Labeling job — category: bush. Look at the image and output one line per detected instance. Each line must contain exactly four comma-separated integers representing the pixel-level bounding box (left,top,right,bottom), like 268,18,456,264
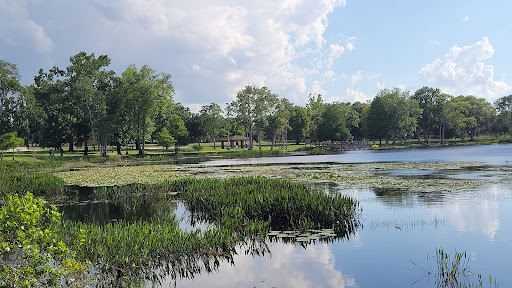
192,144,203,152
370,144,379,150
0,193,86,287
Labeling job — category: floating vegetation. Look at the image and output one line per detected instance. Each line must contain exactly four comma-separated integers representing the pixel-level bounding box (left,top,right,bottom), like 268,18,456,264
56,161,511,193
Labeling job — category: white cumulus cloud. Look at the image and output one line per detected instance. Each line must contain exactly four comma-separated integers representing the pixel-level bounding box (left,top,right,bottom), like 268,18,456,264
419,37,511,101
90,0,347,106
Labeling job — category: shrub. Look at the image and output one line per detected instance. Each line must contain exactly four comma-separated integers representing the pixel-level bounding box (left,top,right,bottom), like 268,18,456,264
0,193,86,287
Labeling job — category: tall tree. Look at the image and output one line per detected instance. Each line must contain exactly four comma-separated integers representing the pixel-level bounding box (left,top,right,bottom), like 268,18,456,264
266,98,293,149
66,52,112,153
495,95,512,136
0,60,22,120
33,67,73,153
443,96,474,142
168,114,189,154
121,65,174,156
228,85,278,150
349,102,367,140
288,106,310,145
306,93,325,141
366,95,392,144
316,103,353,141
199,103,223,148
412,87,443,143
462,95,495,140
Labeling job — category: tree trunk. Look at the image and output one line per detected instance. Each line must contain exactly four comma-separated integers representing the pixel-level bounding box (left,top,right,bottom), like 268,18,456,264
295,136,299,145
68,140,74,152
213,137,216,149
84,136,89,156
258,134,262,150
136,138,141,152
117,144,122,155
271,133,277,150
248,124,253,150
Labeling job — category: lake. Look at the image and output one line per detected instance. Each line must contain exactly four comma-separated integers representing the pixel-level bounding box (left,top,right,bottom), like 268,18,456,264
167,144,512,287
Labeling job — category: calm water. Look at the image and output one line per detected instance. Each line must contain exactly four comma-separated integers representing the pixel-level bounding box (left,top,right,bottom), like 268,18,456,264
204,143,512,165
61,144,512,287
169,144,512,287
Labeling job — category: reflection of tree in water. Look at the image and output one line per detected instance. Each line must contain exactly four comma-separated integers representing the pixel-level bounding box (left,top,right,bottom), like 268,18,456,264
58,185,179,224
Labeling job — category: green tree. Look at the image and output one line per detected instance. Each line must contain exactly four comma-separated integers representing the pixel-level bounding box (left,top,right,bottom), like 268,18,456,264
306,93,325,141
168,115,189,154
121,65,174,156
366,95,392,144
380,88,421,144
288,106,310,145
228,85,278,150
349,102,367,140
444,96,473,142
316,103,352,141
266,98,293,149
199,103,223,149
0,60,22,121
156,127,175,151
33,67,73,154
66,52,113,154
0,132,24,161
495,95,512,136
412,87,445,143
462,95,495,140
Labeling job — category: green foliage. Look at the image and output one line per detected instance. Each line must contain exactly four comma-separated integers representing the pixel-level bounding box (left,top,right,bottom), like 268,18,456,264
168,115,189,148
228,85,279,150
156,127,175,150
192,144,203,152
370,144,379,150
173,177,359,234
0,173,66,196
0,193,86,287
316,103,353,141
0,132,24,161
288,106,310,144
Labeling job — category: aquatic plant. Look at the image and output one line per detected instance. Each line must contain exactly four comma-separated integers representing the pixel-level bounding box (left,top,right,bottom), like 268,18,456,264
174,177,360,234
0,173,66,196
411,248,498,288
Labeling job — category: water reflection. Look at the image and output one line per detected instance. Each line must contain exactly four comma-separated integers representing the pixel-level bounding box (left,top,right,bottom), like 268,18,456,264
169,241,357,288
57,186,179,224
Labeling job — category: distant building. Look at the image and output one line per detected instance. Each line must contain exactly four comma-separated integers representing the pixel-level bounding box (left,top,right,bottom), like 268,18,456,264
218,135,250,149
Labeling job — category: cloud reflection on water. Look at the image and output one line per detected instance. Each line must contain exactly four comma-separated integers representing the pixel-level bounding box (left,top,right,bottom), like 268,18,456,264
167,241,356,288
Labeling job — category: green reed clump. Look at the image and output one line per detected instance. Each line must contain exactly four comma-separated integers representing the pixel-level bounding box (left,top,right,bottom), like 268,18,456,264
93,177,360,235
435,248,497,288
63,218,239,286
169,177,360,235
0,173,66,196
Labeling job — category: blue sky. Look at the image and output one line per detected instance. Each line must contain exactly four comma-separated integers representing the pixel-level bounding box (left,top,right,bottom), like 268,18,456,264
1,0,511,111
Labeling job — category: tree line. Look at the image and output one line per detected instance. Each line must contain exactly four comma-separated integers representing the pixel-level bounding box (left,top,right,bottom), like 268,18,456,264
2,52,512,156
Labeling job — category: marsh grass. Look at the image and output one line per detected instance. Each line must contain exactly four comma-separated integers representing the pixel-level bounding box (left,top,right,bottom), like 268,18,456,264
58,177,359,285
94,177,360,235
0,172,66,196
411,248,498,288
